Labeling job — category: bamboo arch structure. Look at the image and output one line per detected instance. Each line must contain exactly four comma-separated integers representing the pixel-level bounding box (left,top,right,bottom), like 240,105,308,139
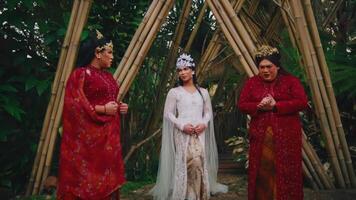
26,0,356,195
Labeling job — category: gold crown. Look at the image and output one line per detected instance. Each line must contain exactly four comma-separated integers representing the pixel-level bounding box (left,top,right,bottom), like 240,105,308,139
95,30,113,51
96,41,113,51
255,45,279,58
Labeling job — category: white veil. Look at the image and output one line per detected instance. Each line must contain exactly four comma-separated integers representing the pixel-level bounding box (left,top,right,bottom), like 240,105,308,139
150,88,228,200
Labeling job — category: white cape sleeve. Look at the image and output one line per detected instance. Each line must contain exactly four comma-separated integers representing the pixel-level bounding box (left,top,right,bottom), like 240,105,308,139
203,88,229,194
150,89,178,200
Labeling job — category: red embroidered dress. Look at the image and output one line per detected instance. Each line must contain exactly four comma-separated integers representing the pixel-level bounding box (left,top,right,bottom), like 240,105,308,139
57,66,125,200
238,74,308,200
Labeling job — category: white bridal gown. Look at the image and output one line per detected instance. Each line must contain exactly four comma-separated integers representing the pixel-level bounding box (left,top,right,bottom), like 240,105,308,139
151,86,228,200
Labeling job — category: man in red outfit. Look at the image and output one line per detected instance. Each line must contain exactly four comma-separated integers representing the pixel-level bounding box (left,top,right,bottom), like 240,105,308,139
238,45,308,200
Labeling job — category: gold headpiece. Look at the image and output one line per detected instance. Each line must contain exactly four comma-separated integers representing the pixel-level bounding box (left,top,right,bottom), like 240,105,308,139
255,45,279,58
95,30,114,51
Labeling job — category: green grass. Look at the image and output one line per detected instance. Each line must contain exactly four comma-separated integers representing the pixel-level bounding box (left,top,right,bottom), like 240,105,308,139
120,180,154,195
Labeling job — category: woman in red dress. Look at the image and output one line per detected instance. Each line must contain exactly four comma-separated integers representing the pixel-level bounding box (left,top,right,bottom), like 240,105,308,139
57,31,128,200
238,45,308,200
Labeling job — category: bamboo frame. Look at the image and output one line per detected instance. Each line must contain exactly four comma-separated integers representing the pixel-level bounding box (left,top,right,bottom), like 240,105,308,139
303,161,319,190
302,0,356,187
27,0,93,194
114,0,160,80
40,0,93,191
207,0,254,77
116,0,165,84
289,0,346,188
296,0,351,188
184,2,208,52
118,0,175,101
321,0,344,29
220,0,256,58
26,0,81,195
27,0,354,193
39,0,93,193
303,148,323,189
303,132,335,189
215,0,256,70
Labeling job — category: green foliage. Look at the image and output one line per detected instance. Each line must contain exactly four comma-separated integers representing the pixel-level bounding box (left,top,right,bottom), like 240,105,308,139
0,0,151,195
0,0,66,193
224,128,249,168
120,180,154,195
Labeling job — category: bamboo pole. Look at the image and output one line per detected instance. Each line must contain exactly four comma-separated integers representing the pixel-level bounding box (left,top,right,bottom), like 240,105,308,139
303,161,320,190
196,32,221,78
248,0,260,14
197,0,245,77
321,0,344,29
197,0,247,77
280,1,297,48
303,132,335,189
303,148,324,189
234,0,245,12
117,0,165,84
25,0,81,195
239,13,259,45
32,0,88,193
31,0,93,194
184,2,208,52
289,0,346,188
114,0,159,80
303,0,356,187
295,0,350,187
214,0,257,72
206,0,254,77
198,0,246,79
118,0,174,100
265,10,282,40
220,0,256,59
39,0,93,192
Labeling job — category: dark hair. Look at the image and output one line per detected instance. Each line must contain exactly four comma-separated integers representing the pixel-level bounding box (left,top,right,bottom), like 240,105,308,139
76,32,112,67
177,67,205,106
255,52,288,75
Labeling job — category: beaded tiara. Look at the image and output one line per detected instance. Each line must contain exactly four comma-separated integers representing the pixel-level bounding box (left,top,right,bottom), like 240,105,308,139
176,53,195,69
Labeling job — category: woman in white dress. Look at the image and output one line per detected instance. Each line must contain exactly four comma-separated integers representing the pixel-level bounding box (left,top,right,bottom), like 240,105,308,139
151,53,228,200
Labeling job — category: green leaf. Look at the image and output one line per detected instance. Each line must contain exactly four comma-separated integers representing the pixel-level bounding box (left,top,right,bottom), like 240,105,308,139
36,79,50,96
0,85,18,93
25,77,38,91
2,100,25,121
80,30,89,41
56,28,67,37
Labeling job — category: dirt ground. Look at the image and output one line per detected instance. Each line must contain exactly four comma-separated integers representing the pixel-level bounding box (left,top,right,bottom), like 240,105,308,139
121,173,356,200
121,173,246,200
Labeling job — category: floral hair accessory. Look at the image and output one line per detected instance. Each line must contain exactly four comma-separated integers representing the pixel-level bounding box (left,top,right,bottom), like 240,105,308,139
255,45,279,58
95,29,114,51
176,53,195,69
